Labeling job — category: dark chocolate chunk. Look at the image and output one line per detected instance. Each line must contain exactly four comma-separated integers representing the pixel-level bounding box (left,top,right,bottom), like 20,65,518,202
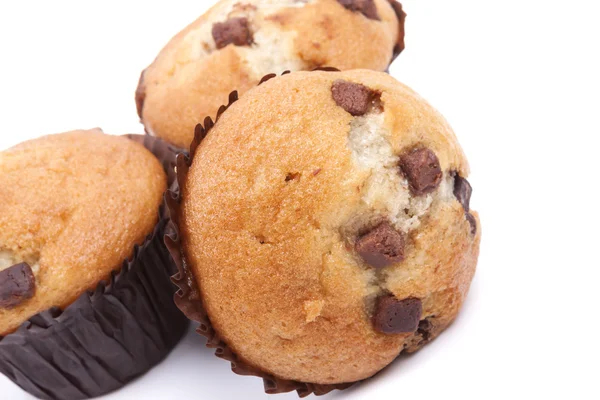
453,174,472,212
373,295,422,334
331,80,379,116
337,0,380,20
417,318,433,342
452,173,476,235
399,147,443,195
212,17,253,49
0,262,36,309
465,212,477,235
355,222,405,268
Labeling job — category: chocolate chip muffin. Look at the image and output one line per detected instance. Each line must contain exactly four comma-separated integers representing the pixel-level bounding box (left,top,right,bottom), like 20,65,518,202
171,69,480,391
0,130,188,399
136,0,406,148
0,130,166,333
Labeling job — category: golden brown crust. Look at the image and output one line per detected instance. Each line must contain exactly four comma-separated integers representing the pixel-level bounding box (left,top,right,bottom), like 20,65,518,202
143,47,256,149
400,210,480,353
139,0,401,148
0,130,166,335
281,0,399,71
180,70,479,384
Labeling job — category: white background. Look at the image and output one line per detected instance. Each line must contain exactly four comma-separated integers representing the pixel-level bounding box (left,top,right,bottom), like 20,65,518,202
1,1,599,399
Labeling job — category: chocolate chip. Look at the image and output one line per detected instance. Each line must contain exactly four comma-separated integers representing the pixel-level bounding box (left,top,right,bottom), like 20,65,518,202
355,222,405,268
373,295,422,334
465,212,477,235
417,318,433,342
212,17,253,49
453,174,472,212
331,80,379,116
0,263,36,309
399,147,443,196
451,173,476,235
337,0,380,20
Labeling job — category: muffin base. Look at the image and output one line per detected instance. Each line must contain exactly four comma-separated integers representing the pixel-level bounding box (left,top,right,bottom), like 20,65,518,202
165,88,353,397
0,135,189,400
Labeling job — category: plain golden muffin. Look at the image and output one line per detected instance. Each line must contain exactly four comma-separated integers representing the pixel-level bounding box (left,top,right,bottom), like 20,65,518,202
137,0,405,148
179,70,480,385
0,130,166,335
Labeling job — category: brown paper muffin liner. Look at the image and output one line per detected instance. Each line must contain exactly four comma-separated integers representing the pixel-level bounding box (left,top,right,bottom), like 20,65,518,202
389,0,407,63
165,84,354,397
0,134,189,400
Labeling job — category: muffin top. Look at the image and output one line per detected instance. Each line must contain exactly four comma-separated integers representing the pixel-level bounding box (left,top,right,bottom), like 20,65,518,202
180,70,480,384
138,0,404,148
0,130,166,335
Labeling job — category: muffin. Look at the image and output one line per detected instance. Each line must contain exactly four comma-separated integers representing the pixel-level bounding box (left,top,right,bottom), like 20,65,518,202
136,0,406,148
168,70,480,396
0,130,188,400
